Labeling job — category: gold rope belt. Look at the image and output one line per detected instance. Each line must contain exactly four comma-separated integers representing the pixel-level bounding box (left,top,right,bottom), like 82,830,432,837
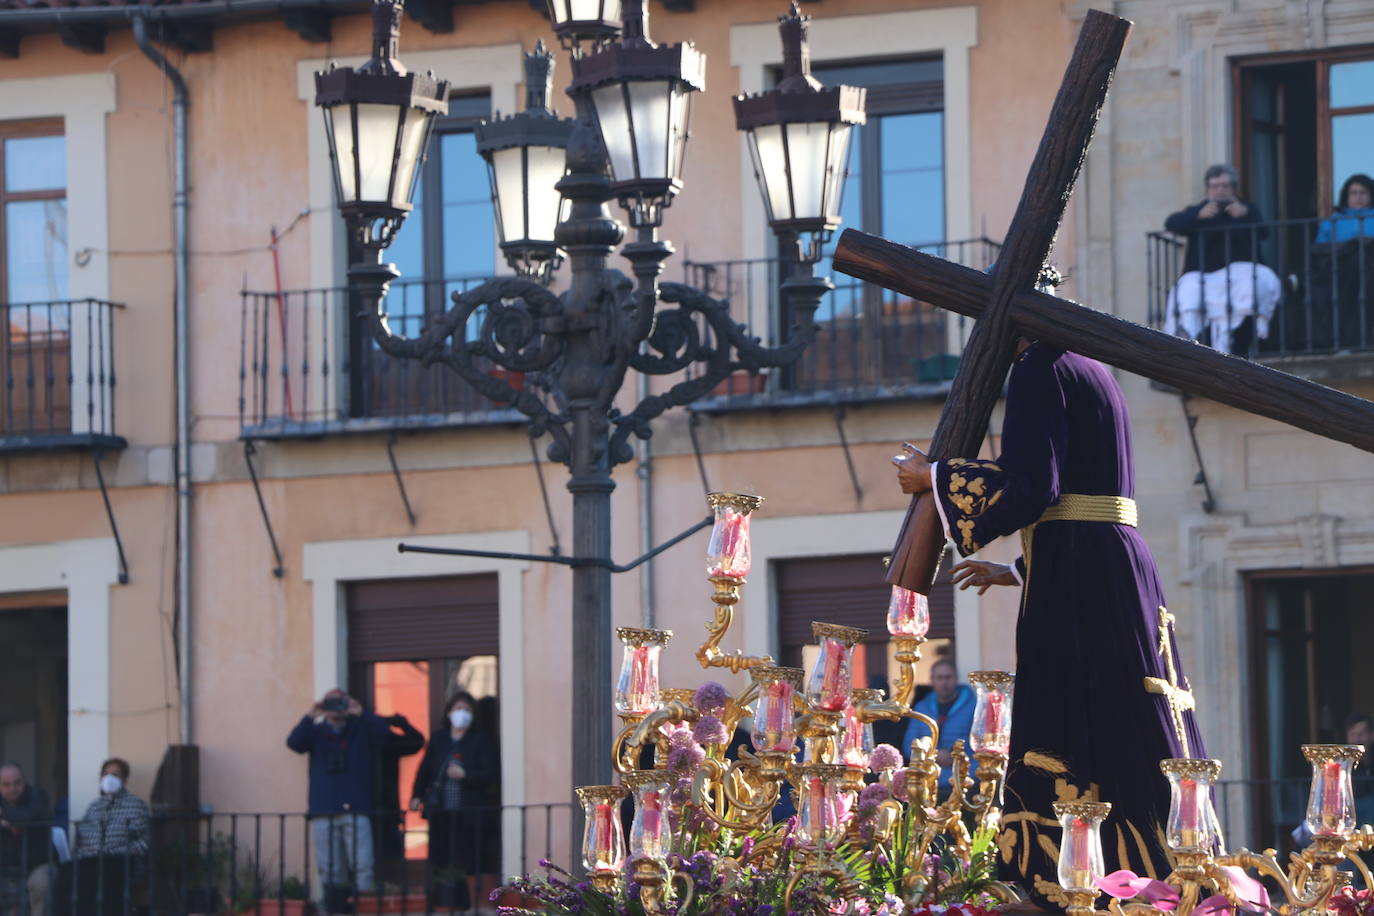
1020,493,1138,585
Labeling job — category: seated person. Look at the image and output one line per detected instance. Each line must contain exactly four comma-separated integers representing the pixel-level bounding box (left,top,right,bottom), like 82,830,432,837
1163,164,1280,356
902,658,976,791
1310,174,1374,350
56,759,149,916
1,763,56,916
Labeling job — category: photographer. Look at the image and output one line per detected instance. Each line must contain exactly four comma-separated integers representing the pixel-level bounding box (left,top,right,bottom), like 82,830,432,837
1162,164,1279,355
286,689,393,913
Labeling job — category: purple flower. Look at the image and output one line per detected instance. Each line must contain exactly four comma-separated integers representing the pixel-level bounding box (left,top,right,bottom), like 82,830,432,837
890,768,910,802
695,681,729,714
870,743,903,771
668,726,696,749
667,741,706,776
693,715,729,745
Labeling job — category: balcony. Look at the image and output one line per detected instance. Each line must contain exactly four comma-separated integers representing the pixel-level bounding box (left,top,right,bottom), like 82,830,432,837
1146,216,1374,380
238,277,529,440
0,299,124,452
681,237,1001,409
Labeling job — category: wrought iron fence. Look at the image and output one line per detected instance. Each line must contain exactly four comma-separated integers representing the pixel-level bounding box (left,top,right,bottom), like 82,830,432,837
0,300,122,448
1146,215,1374,359
681,238,1002,402
0,805,573,916
238,277,531,437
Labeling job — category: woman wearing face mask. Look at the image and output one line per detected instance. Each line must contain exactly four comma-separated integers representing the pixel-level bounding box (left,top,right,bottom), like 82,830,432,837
57,758,150,916
409,692,496,913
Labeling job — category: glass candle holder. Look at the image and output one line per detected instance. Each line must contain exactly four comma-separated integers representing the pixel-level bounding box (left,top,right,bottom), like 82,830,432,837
615,627,672,716
968,671,1014,755
1303,744,1365,838
807,622,868,713
750,666,804,754
705,492,763,579
1053,800,1111,892
1161,758,1221,850
576,785,629,872
887,585,930,638
797,763,850,847
623,770,672,863
840,688,880,769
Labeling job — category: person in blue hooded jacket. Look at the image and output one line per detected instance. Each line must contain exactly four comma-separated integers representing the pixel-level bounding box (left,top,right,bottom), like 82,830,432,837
1311,174,1374,349
902,658,976,790
1316,174,1374,245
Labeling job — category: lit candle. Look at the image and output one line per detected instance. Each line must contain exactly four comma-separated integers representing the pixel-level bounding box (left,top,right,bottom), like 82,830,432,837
818,639,848,711
1179,777,1199,848
708,510,750,578
630,646,656,712
1070,816,1090,882
642,790,662,855
1322,761,1343,825
594,802,614,863
766,681,790,749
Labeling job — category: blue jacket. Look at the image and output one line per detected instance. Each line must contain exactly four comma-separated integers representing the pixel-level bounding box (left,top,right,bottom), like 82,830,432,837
903,684,977,789
287,712,394,814
1316,207,1374,245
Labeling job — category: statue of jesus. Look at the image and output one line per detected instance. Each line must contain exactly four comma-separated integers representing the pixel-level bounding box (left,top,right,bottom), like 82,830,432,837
892,338,1205,908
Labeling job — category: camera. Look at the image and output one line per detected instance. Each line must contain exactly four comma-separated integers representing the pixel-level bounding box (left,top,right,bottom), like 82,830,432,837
322,695,349,713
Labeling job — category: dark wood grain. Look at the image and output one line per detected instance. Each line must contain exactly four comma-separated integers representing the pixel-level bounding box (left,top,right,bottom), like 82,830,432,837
834,231,1374,453
876,9,1133,594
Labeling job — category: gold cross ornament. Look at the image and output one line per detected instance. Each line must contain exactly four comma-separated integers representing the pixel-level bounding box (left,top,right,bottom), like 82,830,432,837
1143,605,1195,757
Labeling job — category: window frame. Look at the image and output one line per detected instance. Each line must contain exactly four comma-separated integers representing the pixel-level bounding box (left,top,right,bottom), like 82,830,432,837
1231,44,1374,214
0,118,66,304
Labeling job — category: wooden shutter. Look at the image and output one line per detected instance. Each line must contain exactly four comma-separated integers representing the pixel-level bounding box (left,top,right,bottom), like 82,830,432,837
346,574,500,662
776,553,955,655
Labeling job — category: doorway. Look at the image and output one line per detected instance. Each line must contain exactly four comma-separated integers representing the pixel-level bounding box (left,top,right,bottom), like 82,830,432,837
0,596,68,811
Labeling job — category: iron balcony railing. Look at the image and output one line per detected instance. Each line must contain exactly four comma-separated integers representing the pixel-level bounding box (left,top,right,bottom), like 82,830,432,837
0,805,573,916
1147,214,1374,359
0,299,124,451
681,238,1002,404
238,276,531,439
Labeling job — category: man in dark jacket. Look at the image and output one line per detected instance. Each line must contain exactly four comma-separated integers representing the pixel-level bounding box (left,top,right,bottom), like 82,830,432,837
1162,164,1280,355
287,689,393,911
1,762,55,916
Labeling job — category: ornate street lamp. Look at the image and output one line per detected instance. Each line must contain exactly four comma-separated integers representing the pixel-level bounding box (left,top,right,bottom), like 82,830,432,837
314,0,449,255
569,0,704,229
733,3,866,264
546,0,621,53
475,42,578,283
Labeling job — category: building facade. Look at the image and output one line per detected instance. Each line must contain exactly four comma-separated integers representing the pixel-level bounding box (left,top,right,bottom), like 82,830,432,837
0,0,1370,879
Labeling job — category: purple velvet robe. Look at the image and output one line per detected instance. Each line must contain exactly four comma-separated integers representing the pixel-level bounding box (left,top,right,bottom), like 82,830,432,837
932,343,1205,907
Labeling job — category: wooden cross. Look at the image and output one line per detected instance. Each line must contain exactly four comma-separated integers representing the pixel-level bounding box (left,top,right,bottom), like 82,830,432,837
833,9,1374,595
1144,606,1196,756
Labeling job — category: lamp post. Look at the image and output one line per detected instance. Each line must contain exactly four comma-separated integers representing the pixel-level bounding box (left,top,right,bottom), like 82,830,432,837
316,0,863,826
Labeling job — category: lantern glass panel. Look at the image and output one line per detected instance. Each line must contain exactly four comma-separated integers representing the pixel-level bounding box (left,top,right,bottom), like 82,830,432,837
571,0,617,21
324,104,359,203
628,80,672,180
354,102,405,203
491,146,527,243
783,121,831,221
745,124,789,222
823,122,854,220
392,105,433,208
591,84,637,181
525,144,568,242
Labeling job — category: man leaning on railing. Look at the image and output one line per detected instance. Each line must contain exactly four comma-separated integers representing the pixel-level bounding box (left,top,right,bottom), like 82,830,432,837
1163,164,1281,356
1,762,56,916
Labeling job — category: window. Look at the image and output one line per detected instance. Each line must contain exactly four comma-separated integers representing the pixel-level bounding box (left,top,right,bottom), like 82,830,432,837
348,95,497,419
0,120,67,305
1236,47,1374,220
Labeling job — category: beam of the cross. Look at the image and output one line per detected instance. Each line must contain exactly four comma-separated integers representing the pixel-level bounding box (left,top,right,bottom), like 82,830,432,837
845,8,1132,594
831,237,1374,452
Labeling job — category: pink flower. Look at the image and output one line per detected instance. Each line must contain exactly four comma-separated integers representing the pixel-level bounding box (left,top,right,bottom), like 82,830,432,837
870,744,903,771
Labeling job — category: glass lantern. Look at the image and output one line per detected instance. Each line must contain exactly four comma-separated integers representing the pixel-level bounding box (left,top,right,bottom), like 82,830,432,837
705,492,763,580
624,770,672,863
797,763,850,847
887,585,930,638
1303,744,1365,838
840,688,880,769
576,785,629,872
806,622,867,713
1161,758,1221,851
968,671,1014,755
615,627,672,716
750,666,804,754
1053,800,1111,892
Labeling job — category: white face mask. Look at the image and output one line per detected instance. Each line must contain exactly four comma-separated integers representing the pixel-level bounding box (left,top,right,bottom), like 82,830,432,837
449,708,473,730
100,774,122,795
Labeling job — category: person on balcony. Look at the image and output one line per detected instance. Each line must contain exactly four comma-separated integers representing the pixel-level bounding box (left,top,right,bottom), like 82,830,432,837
1,762,55,916
1311,174,1374,349
1163,164,1280,356
287,689,394,913
59,758,149,916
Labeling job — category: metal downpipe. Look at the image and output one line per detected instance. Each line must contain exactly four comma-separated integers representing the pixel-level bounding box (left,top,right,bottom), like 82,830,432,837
636,369,655,629
134,17,193,745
